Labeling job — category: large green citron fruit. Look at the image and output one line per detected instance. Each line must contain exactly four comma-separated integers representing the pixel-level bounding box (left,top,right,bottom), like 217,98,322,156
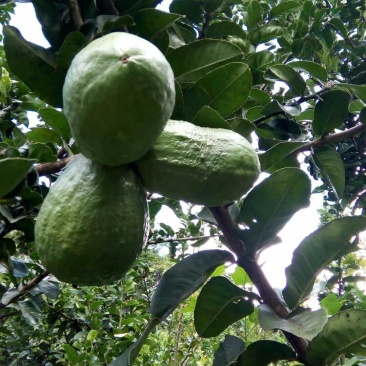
63,32,175,166
35,155,148,286
135,120,261,206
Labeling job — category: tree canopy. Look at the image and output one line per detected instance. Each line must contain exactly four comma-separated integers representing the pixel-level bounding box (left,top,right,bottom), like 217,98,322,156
1,0,366,365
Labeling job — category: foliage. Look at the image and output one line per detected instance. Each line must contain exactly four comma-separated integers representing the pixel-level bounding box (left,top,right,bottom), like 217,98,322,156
1,0,366,365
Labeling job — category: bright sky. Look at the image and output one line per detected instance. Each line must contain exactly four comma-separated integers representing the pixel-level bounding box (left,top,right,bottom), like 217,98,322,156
9,0,323,289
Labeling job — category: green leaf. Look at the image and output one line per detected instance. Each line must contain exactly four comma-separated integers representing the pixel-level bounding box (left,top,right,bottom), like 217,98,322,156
18,300,40,327
312,90,351,136
337,84,366,103
97,15,134,35
56,32,86,70
259,142,306,173
169,0,203,24
150,250,235,319
206,20,247,39
283,216,366,310
288,60,328,82
193,106,232,130
231,266,251,286
132,9,182,45
63,344,79,365
184,62,252,119
37,279,59,300
249,26,284,46
269,1,301,17
0,158,36,198
32,0,64,49
213,335,245,366
110,318,160,366
264,65,306,96
38,108,71,142
3,26,65,107
87,330,98,341
166,39,243,82
246,1,263,30
238,168,311,252
313,146,345,199
306,310,366,365
26,128,63,145
237,340,296,365
171,80,184,120
328,17,348,38
194,277,255,338
258,304,328,340
28,143,56,163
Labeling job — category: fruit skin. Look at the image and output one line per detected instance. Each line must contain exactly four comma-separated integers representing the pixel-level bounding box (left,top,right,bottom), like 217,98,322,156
63,32,175,166
135,120,261,206
35,155,149,286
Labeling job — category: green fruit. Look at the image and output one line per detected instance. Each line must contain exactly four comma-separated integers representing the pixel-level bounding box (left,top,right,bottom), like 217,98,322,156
35,155,148,286
63,32,175,166
135,120,261,206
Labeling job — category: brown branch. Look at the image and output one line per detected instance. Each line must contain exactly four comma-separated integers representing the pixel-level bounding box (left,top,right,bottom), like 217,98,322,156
0,270,50,308
35,156,75,176
147,234,221,245
294,123,366,155
209,206,308,363
68,0,83,31
96,0,119,15
287,87,330,106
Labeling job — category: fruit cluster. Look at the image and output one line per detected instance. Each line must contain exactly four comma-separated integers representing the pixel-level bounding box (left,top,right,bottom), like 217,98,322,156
35,32,260,286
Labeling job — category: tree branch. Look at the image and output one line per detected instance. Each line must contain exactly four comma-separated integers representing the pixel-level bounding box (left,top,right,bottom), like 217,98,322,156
0,270,50,308
209,206,308,363
68,0,83,31
147,234,221,245
35,156,75,176
294,123,366,155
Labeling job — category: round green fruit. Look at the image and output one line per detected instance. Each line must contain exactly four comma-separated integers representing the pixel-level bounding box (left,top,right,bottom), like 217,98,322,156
35,155,148,286
135,120,261,206
63,32,175,166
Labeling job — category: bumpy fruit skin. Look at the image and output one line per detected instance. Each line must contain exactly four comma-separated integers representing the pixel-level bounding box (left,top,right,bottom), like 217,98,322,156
135,120,261,206
35,155,149,286
63,32,175,166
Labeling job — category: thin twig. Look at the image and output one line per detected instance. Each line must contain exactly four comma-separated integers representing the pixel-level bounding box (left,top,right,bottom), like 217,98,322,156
147,234,221,245
0,270,50,308
68,0,83,31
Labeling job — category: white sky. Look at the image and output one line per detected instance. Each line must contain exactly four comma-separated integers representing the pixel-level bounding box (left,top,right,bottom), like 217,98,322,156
9,0,323,289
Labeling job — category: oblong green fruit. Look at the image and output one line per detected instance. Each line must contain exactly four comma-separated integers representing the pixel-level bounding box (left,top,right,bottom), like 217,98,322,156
63,32,175,166
35,155,149,286
135,120,261,206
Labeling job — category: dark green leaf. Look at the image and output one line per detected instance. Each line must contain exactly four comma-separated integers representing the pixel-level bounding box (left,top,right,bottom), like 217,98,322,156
167,39,243,82
32,0,64,49
132,9,182,45
12,259,29,277
37,279,59,300
0,158,36,198
312,90,351,136
150,250,235,319
28,143,56,163
265,65,306,96
38,108,71,142
26,128,63,145
237,340,296,365
63,344,79,365
328,17,348,38
169,0,203,24
283,216,366,310
259,141,306,173
313,146,345,199
306,310,366,365
269,1,301,18
337,84,366,103
96,15,134,35
206,20,247,39
171,80,184,120
184,62,252,119
213,335,245,366
230,118,256,139
258,304,327,340
194,277,255,337
4,26,65,107
238,168,311,252
19,300,40,326
288,60,328,82
56,32,86,70
246,1,263,30
193,106,232,130
249,26,284,46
